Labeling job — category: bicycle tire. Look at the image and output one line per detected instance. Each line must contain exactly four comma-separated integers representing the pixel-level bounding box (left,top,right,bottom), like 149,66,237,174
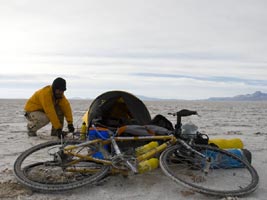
160,145,259,197
14,140,110,192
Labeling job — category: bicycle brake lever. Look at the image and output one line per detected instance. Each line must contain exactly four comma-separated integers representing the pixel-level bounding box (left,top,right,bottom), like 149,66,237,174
167,112,176,116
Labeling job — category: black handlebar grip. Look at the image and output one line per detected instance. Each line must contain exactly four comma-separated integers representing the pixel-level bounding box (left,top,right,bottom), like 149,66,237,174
176,109,197,117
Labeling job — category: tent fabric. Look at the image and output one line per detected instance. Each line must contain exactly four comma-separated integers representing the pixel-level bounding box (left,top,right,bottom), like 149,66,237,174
87,91,151,128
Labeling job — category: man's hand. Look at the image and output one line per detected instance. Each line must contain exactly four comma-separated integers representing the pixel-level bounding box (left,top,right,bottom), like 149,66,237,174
68,124,75,132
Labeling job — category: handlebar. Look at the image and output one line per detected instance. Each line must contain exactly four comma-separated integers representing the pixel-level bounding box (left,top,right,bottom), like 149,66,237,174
168,109,198,117
168,109,198,137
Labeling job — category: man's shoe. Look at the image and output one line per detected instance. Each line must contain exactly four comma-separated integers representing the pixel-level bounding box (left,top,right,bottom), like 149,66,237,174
27,131,37,137
27,125,37,136
51,129,57,136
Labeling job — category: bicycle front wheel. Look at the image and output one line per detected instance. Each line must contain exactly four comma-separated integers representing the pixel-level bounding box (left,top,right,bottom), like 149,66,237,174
160,145,259,197
14,140,110,192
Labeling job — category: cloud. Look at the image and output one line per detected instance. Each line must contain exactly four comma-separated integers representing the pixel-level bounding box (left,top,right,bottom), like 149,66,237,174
1,0,267,99
1,0,267,59
133,73,267,86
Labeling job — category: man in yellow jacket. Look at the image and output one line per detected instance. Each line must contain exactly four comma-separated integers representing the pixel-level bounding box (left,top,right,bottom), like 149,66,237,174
24,77,74,137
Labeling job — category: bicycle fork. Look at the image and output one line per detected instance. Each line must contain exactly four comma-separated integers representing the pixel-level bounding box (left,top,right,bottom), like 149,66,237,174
177,138,211,174
110,137,138,174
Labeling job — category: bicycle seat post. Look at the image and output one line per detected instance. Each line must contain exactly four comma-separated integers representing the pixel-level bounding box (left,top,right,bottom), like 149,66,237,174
174,114,182,137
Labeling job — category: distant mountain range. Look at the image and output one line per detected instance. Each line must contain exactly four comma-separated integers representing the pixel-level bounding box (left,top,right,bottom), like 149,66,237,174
207,91,267,101
138,91,267,101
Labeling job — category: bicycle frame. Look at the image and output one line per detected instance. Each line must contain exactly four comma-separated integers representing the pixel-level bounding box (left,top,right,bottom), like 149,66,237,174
62,135,211,177
63,135,177,174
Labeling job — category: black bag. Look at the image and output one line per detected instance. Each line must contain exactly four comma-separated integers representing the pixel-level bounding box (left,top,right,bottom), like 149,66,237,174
194,133,209,145
150,114,174,131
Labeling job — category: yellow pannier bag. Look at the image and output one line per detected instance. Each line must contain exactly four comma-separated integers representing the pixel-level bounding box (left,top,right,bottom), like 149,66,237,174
209,138,243,149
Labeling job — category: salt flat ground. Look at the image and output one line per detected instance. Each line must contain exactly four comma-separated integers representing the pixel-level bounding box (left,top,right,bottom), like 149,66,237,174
0,99,266,200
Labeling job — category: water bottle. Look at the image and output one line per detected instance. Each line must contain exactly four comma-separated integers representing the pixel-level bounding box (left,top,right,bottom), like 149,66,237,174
208,138,243,149
205,148,251,169
80,121,87,140
135,141,159,156
138,158,159,173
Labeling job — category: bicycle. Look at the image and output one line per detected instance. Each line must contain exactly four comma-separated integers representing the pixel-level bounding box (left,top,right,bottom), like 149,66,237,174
13,109,259,197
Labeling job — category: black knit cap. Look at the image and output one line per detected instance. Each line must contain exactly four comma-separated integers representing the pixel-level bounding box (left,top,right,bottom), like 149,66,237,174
52,77,66,91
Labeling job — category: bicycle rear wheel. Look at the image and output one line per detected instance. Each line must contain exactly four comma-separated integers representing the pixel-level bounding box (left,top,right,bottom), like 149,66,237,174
160,145,259,197
14,140,110,192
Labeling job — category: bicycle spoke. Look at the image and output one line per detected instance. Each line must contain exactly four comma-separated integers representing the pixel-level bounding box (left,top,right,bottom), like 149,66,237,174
160,145,259,196
14,141,110,192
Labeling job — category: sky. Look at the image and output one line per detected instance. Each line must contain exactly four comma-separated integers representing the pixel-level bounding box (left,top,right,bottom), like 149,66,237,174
1,0,267,100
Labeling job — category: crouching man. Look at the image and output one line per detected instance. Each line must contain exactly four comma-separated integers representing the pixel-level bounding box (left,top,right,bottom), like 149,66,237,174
24,77,74,137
